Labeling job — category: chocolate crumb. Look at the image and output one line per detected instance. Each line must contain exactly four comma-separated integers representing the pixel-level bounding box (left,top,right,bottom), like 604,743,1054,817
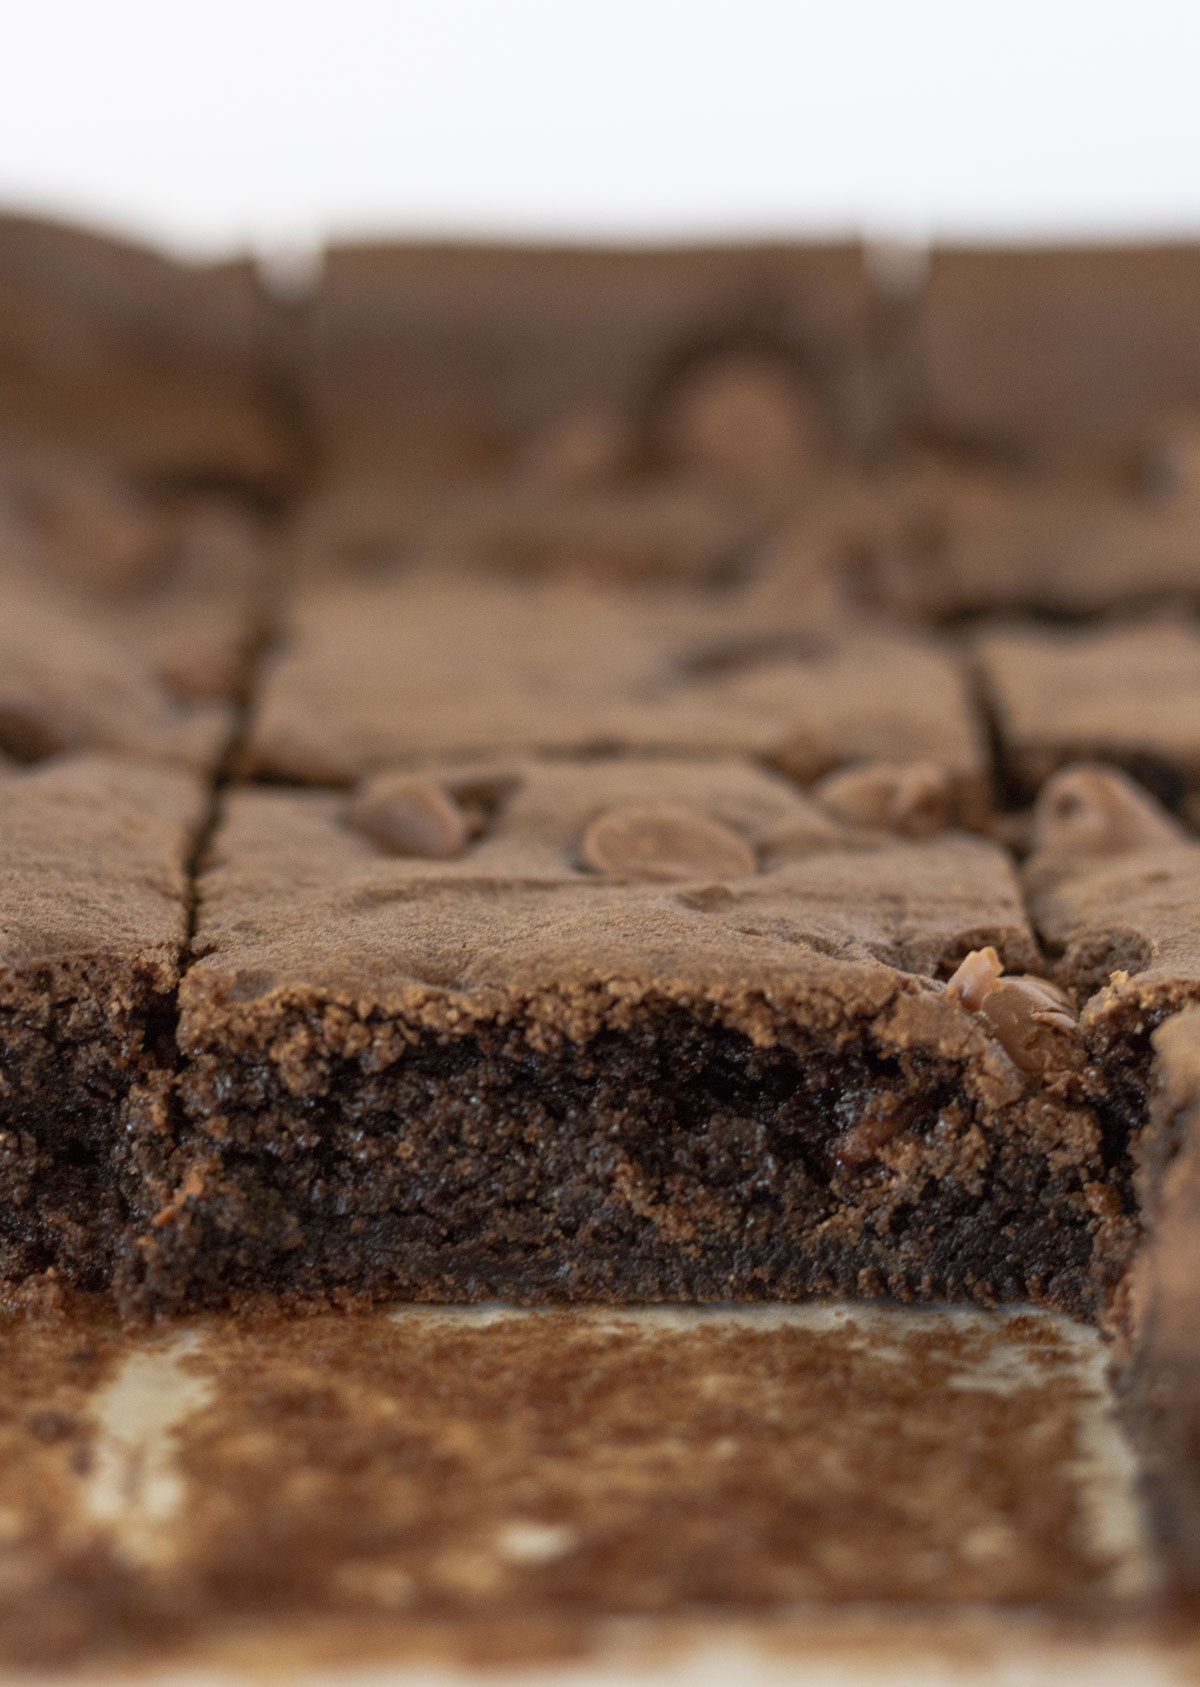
26,1410,76,1443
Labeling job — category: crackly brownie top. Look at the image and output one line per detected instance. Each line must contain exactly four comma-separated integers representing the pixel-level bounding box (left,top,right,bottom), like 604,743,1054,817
183,755,1038,1093
245,571,985,804
0,753,203,983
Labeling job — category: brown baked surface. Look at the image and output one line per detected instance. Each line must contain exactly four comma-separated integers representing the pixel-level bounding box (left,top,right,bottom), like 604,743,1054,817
844,440,1200,624
979,620,1200,809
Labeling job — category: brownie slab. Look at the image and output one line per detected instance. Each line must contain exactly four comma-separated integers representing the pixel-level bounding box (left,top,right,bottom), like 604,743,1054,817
1021,765,1200,1146
140,757,1132,1315
291,338,856,597
0,754,205,1295
245,572,988,814
0,442,273,707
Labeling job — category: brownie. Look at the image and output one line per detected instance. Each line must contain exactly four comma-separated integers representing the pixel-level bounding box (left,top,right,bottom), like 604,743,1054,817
245,571,988,813
0,214,289,489
978,619,1200,810
0,754,205,1295
0,572,231,771
1021,764,1200,1120
293,470,769,591
304,242,872,481
846,437,1200,624
127,754,1133,1316
907,244,1200,463
0,442,273,708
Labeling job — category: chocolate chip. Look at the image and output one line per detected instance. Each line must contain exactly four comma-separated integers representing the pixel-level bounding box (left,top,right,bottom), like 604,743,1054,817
346,775,469,859
946,947,1004,1013
0,705,65,765
660,354,820,495
581,805,757,882
815,760,951,837
946,949,1080,1077
977,978,1079,1076
764,729,838,786
1031,764,1185,859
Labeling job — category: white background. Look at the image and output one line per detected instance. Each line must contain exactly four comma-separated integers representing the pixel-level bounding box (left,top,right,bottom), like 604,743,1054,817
1,0,1198,259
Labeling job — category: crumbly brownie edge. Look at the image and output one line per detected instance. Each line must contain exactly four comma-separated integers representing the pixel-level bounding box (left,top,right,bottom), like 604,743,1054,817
0,952,177,1294
133,980,1137,1319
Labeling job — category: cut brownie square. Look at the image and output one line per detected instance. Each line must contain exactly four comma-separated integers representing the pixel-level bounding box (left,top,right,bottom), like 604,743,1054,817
144,756,1130,1316
304,243,872,481
0,754,205,1295
245,571,988,816
978,619,1200,809
0,442,274,708
846,437,1200,624
1020,765,1200,1196
0,213,288,489
293,470,768,592
909,244,1200,463
0,573,232,773
292,245,876,625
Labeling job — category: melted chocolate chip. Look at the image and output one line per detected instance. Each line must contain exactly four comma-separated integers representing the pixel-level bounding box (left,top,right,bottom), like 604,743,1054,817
659,353,820,494
832,1094,914,1170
